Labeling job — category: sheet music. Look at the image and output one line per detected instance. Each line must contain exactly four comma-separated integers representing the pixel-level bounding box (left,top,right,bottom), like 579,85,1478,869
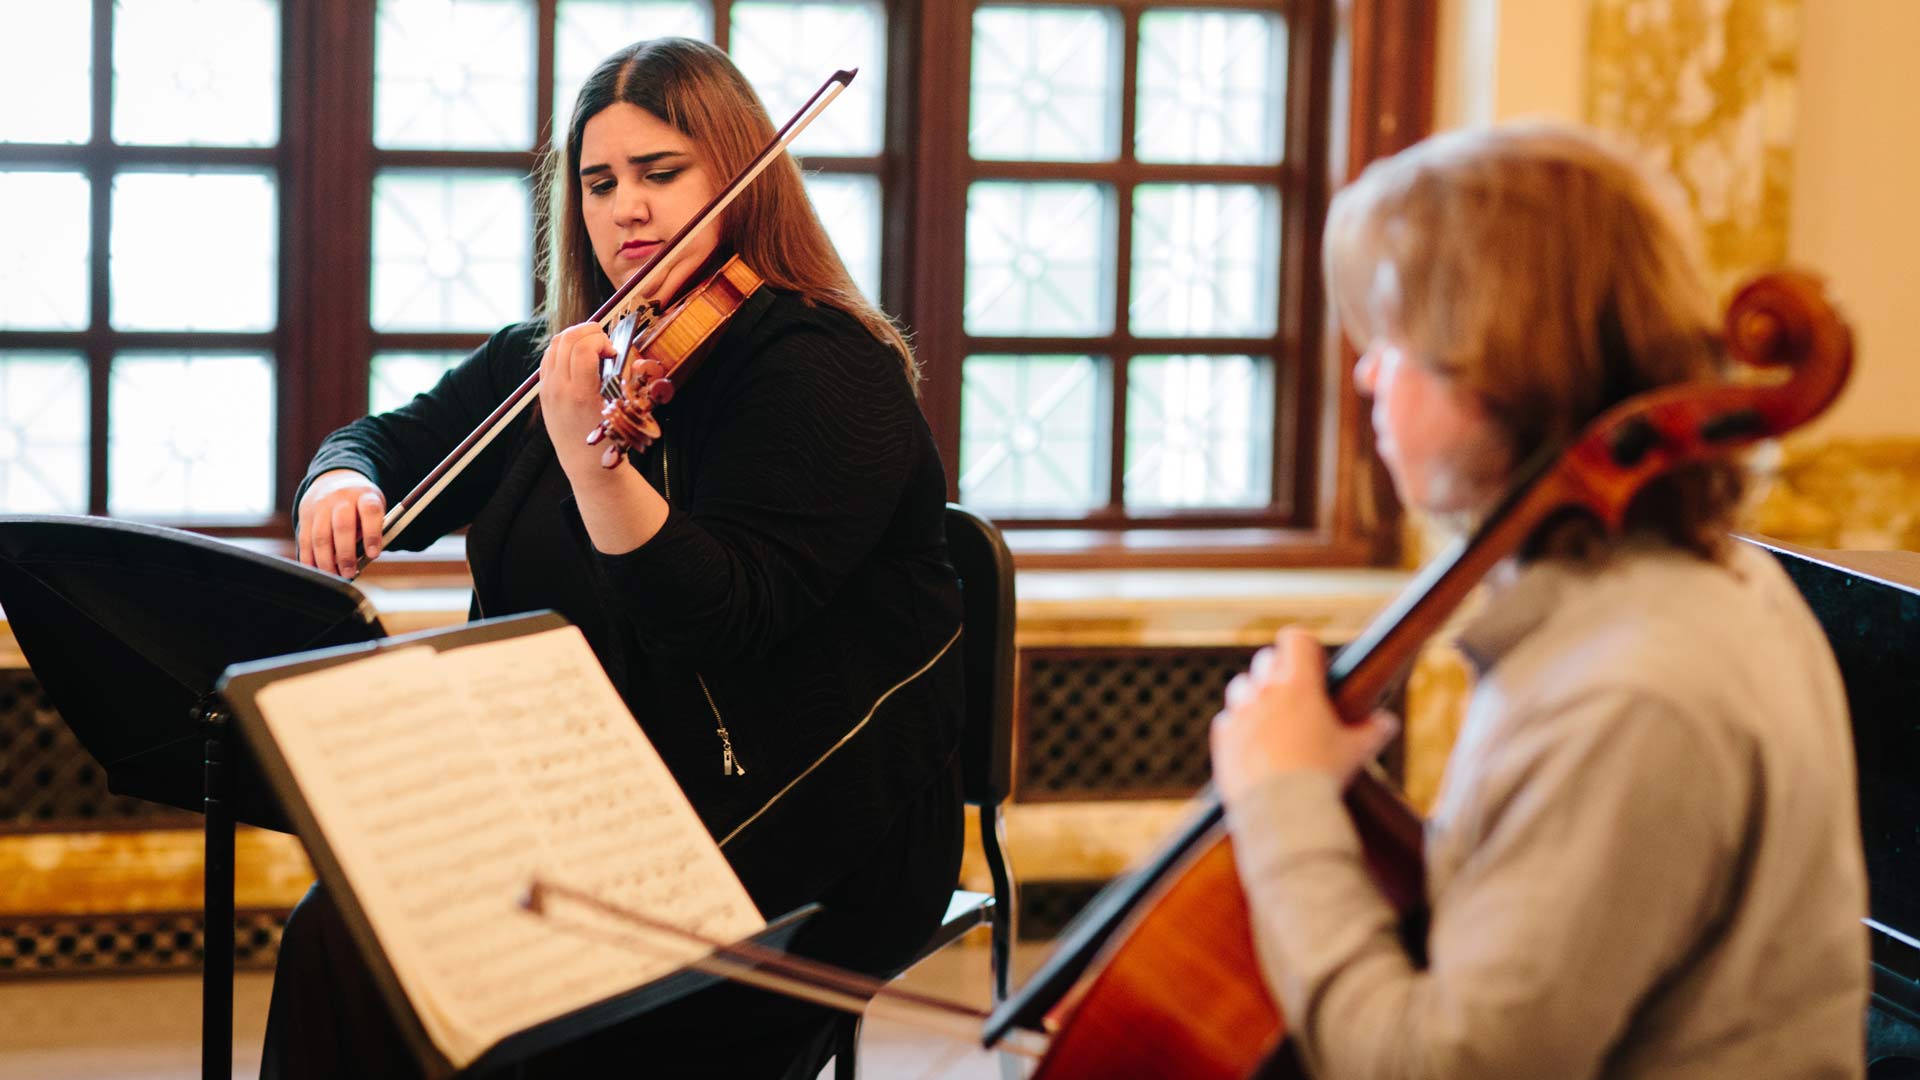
252,628,764,1070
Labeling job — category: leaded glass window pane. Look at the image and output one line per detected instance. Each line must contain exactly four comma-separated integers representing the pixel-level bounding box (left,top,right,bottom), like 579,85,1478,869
0,4,90,144
370,352,465,414
969,5,1120,163
108,353,275,519
965,182,1115,336
111,170,278,332
960,354,1107,515
1124,354,1273,509
113,0,281,148
1129,183,1278,337
0,352,89,514
371,170,533,332
0,171,90,331
374,0,535,151
803,172,880,302
554,1,712,127
730,1,886,156
1135,10,1287,165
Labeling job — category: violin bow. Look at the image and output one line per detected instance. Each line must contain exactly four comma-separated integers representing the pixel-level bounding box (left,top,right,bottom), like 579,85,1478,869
357,68,857,572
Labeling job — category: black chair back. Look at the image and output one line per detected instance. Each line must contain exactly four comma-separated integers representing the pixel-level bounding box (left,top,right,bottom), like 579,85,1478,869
944,503,1016,809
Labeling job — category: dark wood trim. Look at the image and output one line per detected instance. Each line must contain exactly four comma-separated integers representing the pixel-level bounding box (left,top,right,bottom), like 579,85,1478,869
1331,0,1439,564
1274,0,1331,528
879,0,918,318
967,161,1292,185
277,0,310,519
273,525,1380,578
904,0,971,486
291,0,376,510
1105,8,1142,513
372,149,542,171
364,332,496,353
1344,0,1438,177
1006,526,1375,570
0,144,281,168
963,334,1281,355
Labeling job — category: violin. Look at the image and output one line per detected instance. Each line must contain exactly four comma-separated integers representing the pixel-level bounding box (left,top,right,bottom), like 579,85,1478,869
585,253,764,464
357,70,855,570
981,269,1854,1079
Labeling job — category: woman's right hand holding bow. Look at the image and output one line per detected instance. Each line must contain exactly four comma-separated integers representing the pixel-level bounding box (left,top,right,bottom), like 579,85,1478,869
297,468,386,578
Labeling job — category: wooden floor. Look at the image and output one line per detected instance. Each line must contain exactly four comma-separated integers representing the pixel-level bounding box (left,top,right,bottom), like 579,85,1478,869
0,939,1033,1079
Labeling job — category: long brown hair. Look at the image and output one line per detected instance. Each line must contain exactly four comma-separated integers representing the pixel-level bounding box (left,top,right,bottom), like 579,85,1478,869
534,37,916,382
1325,123,1742,558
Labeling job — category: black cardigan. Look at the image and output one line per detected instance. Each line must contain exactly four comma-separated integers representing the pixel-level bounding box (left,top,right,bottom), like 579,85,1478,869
298,288,964,921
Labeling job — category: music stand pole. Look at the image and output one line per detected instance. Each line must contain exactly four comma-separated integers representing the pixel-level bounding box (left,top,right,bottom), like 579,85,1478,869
201,700,234,1080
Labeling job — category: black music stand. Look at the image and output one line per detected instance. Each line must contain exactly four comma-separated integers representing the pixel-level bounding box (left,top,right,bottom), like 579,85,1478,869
0,514,386,1080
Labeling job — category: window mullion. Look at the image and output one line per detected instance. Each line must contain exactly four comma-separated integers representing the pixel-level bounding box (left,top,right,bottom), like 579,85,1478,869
905,0,971,492
82,0,113,515
291,1,378,492
1107,7,1142,513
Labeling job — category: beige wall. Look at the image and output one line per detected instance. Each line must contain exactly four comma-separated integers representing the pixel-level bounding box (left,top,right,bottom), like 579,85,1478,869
1788,0,1920,438
1433,0,1920,439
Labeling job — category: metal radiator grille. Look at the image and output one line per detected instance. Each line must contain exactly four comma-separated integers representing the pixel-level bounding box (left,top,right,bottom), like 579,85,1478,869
1017,646,1257,801
1016,880,1107,942
0,910,285,977
0,670,187,829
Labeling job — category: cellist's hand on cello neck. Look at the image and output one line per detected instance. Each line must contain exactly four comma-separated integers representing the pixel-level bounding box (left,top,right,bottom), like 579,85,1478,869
296,468,386,578
1210,628,1400,802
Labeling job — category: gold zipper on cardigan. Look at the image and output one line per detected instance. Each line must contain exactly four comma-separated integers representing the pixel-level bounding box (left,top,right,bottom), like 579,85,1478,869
664,446,746,778
719,623,961,849
698,674,746,777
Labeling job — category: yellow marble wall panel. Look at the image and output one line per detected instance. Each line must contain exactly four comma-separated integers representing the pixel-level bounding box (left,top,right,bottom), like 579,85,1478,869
1587,0,1802,298
1745,435,1920,551
0,827,313,916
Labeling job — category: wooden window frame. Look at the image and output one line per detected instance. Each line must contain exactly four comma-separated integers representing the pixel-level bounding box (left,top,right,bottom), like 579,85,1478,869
892,0,1434,568
0,0,316,536
0,0,1432,573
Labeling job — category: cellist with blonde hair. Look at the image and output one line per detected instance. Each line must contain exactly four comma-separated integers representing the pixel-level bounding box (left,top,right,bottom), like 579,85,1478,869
1212,123,1869,1078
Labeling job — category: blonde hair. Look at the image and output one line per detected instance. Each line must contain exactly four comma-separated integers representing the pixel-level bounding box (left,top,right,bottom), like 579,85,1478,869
535,37,916,383
1325,122,1741,557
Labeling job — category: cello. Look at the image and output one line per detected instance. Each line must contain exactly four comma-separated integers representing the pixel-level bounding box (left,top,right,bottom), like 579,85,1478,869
981,268,1855,1078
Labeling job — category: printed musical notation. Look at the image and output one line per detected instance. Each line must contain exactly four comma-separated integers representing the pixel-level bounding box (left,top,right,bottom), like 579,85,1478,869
251,628,764,1069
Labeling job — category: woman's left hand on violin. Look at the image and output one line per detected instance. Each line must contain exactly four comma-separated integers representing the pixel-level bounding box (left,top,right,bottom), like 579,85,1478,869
1210,628,1400,802
540,320,622,480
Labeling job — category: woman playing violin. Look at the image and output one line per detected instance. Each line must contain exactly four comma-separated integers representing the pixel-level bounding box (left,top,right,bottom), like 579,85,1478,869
273,37,964,1079
1211,124,1868,1077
